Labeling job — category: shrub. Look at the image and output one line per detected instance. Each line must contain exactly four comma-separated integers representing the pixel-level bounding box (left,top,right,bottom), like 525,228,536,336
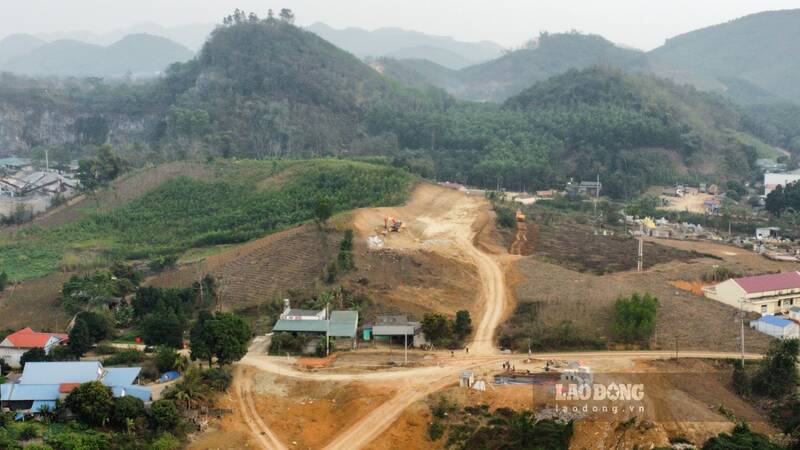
269,332,309,354
611,293,658,344
113,395,145,428
18,423,39,440
20,347,49,368
94,343,119,355
201,367,233,391
428,421,445,441
150,433,181,450
65,381,114,426
494,205,516,228
149,400,180,432
103,349,145,366
154,346,178,373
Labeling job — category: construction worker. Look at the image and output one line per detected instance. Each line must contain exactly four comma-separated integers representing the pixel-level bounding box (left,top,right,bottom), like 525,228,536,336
465,347,469,354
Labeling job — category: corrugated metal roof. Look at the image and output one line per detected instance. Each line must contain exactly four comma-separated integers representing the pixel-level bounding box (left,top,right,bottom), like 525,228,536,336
734,272,800,294
272,319,327,333
0,383,12,400
5,384,61,401
103,368,142,386
329,311,358,338
283,309,324,316
20,361,102,385
373,325,415,336
112,385,151,401
2,327,66,349
756,315,796,328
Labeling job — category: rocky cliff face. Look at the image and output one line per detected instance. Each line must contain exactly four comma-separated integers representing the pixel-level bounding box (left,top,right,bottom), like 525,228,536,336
0,102,160,155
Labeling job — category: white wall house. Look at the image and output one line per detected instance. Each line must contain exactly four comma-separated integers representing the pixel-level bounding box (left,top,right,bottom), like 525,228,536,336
0,328,68,367
751,316,800,339
703,272,800,315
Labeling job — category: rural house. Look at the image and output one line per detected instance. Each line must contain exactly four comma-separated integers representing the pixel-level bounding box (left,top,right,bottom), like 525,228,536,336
0,328,68,367
363,315,427,348
272,302,359,351
703,271,800,314
750,315,800,339
1,361,150,415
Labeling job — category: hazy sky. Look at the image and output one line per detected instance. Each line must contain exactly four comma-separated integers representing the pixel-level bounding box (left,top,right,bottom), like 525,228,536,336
2,0,799,50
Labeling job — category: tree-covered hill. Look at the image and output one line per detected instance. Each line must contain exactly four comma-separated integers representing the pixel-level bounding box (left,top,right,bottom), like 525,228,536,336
157,14,452,159
648,9,800,103
380,32,649,102
365,67,769,198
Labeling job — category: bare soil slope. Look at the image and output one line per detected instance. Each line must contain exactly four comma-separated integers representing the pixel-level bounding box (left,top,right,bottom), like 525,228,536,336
149,224,340,310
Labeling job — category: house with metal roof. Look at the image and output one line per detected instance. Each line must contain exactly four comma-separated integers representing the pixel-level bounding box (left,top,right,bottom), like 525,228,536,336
750,315,800,339
0,157,32,172
703,271,800,315
1,361,151,414
272,308,359,345
0,327,69,367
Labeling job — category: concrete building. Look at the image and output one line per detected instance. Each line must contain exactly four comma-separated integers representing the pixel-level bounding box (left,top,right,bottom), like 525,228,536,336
756,227,780,241
0,328,68,367
764,173,800,196
750,315,800,339
1,361,150,414
703,271,800,315
278,299,326,320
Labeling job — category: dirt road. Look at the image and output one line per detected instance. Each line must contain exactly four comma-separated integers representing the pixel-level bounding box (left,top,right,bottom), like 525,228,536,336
235,366,288,450
231,184,765,449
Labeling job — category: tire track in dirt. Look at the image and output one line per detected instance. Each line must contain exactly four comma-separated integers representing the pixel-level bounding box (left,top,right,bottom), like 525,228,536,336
235,367,288,450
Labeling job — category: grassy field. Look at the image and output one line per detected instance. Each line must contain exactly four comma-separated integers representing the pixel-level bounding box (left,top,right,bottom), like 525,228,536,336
0,159,414,282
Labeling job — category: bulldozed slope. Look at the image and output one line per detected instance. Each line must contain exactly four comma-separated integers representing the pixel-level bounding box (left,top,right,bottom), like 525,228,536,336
149,224,340,310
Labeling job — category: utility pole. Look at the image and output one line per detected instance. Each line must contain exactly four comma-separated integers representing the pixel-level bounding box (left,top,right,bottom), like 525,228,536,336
45,149,49,171
326,303,330,357
404,333,408,366
637,235,644,272
739,297,745,364
674,336,678,358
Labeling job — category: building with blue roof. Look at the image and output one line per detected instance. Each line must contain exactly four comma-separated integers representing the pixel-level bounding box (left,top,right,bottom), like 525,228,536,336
751,315,800,339
1,361,150,414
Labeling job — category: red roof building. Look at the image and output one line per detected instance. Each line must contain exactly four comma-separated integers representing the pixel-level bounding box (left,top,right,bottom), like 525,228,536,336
703,271,800,315
0,328,69,367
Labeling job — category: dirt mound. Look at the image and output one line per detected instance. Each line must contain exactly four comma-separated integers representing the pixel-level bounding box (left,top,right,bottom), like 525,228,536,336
149,225,340,310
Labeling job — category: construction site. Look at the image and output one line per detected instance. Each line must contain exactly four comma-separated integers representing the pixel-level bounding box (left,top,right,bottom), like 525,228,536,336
176,183,785,449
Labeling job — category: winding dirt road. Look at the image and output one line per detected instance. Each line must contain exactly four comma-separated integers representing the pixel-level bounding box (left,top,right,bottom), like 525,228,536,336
231,184,764,449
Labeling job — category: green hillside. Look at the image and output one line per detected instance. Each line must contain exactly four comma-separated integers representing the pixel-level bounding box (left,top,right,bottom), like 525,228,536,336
0,159,413,281
158,17,452,158
649,9,800,103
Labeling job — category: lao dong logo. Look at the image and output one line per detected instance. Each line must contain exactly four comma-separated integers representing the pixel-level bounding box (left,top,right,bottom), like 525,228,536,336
555,382,645,402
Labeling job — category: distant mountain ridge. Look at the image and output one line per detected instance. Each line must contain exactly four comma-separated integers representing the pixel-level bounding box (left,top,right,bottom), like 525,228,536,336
306,22,504,69
379,32,648,102
0,33,194,78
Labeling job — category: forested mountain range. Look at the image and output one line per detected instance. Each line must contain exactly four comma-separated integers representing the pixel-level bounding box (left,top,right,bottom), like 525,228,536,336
0,33,194,77
306,22,504,70
0,13,781,199
380,9,800,106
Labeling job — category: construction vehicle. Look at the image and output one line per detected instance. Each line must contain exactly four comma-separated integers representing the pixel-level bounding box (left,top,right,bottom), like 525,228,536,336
516,209,526,222
384,216,403,232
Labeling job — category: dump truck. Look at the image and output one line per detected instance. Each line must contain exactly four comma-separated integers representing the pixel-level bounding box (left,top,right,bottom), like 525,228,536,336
384,216,403,232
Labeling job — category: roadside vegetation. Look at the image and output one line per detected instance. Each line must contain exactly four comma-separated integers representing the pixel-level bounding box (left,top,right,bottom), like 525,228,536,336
426,395,573,449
